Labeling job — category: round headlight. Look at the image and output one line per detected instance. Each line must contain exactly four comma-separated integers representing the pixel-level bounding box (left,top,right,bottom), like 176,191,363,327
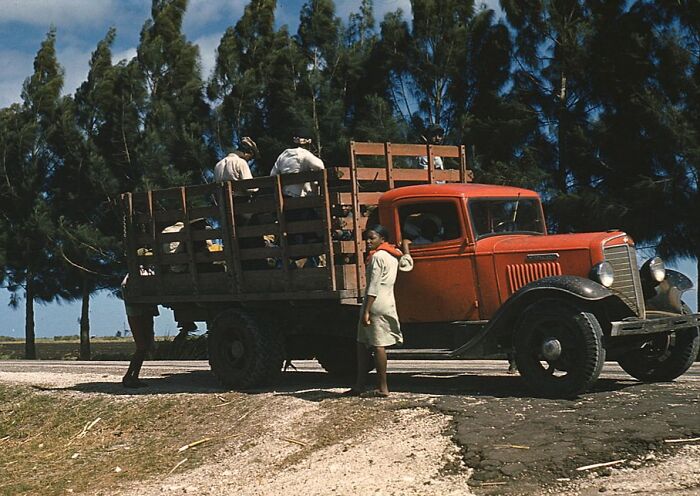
591,261,615,287
646,257,666,283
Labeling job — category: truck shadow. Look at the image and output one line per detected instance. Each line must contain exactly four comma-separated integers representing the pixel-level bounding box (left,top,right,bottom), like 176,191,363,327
67,368,638,399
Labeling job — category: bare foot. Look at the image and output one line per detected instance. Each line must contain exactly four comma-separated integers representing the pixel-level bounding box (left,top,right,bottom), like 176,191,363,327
360,389,389,398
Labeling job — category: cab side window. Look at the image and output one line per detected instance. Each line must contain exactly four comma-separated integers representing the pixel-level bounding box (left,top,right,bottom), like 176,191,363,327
399,202,461,245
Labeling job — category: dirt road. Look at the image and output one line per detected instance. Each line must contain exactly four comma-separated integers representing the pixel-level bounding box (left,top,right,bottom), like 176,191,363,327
0,360,699,495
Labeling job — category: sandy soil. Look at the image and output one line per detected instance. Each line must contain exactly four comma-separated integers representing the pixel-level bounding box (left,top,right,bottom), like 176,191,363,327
1,362,699,495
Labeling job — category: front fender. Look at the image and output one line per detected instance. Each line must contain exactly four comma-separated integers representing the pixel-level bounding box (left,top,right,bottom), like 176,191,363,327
645,269,694,314
451,276,613,357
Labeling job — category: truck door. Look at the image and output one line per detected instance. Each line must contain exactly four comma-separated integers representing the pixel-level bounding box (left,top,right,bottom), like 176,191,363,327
392,198,479,323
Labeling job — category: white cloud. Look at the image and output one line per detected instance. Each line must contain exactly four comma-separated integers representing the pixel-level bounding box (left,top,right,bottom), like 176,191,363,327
0,0,116,28
113,47,137,65
194,33,222,81
183,0,247,32
58,45,92,96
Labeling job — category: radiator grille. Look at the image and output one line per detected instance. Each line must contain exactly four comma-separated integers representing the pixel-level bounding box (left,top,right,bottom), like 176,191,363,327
507,262,562,292
604,244,645,317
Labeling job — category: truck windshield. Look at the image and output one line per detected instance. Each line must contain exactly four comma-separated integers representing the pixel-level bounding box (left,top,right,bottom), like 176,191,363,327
469,198,545,238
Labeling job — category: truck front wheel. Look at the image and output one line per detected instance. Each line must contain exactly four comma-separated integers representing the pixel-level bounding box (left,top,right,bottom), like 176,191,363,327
208,310,285,389
617,323,699,382
514,300,605,398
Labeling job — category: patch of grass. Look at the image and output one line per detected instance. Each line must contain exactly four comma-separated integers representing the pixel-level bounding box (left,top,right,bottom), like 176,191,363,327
0,385,248,495
0,336,208,361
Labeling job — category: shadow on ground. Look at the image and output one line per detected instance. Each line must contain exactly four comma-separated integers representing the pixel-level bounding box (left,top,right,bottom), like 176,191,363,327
66,367,637,400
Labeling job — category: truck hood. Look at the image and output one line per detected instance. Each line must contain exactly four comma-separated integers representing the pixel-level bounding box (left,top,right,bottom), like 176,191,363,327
476,231,628,257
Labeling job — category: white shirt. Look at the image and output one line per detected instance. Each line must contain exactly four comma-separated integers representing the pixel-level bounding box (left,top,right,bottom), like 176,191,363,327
214,153,257,195
418,155,444,170
270,147,325,197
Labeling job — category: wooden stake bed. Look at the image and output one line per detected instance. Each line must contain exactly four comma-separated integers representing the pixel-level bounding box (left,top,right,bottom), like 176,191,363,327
121,142,471,307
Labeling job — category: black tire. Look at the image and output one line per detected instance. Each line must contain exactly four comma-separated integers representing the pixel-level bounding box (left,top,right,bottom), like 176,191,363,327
514,300,605,398
207,309,285,389
617,305,699,382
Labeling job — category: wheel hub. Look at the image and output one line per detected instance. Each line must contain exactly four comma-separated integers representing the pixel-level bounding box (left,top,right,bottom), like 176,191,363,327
229,340,245,360
541,338,562,360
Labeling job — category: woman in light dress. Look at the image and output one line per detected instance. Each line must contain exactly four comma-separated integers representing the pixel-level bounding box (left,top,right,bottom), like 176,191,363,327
345,225,413,397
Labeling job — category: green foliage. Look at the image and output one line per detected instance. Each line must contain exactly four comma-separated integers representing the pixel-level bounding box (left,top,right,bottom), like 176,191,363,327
137,0,214,187
2,0,700,329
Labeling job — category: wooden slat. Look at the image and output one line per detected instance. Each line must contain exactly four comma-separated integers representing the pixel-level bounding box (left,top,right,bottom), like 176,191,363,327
284,196,324,210
274,175,291,290
350,142,364,299
225,182,244,292
216,185,236,294
385,142,394,189
180,186,200,294
147,190,165,292
124,193,140,295
242,267,329,292
427,144,435,184
351,141,463,158
286,219,325,235
333,240,361,254
320,169,337,291
234,197,276,214
333,192,383,206
237,222,279,238
239,246,283,260
189,206,220,219
287,243,325,258
137,251,226,265
333,167,462,182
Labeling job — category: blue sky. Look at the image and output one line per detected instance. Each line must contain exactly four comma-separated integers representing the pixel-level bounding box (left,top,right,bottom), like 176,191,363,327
0,0,695,338
0,0,424,337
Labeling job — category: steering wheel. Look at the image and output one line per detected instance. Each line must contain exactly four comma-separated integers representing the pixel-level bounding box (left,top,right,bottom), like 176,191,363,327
494,220,515,232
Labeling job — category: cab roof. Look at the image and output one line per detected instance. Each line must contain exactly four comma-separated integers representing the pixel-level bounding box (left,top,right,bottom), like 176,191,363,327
379,183,540,203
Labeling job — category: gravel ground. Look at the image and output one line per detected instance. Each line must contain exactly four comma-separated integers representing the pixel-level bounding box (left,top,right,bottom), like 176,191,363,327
0,360,698,495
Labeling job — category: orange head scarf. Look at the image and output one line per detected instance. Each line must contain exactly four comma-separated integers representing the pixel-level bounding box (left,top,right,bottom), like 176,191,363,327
366,242,403,263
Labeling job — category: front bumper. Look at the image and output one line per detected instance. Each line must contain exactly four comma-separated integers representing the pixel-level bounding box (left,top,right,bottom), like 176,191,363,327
610,312,700,337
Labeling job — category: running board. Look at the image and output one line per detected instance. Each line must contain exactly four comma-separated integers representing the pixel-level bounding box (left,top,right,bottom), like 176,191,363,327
387,349,453,360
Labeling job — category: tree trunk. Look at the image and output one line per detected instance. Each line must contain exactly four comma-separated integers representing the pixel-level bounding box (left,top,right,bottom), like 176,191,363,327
25,281,36,359
79,276,91,360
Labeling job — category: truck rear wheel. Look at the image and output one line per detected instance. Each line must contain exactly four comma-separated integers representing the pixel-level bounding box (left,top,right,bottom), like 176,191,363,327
617,309,699,382
514,300,605,398
208,309,284,389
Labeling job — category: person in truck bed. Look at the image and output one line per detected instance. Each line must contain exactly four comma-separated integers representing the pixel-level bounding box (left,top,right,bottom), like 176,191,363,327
417,124,445,170
271,129,326,267
270,129,325,197
344,225,413,398
214,136,260,193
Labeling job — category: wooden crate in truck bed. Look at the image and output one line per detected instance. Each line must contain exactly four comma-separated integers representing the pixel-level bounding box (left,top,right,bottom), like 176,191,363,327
121,141,471,305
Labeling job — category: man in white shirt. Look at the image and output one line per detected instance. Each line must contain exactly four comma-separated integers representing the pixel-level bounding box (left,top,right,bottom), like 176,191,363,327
418,124,445,170
214,137,259,196
270,130,325,266
270,130,325,197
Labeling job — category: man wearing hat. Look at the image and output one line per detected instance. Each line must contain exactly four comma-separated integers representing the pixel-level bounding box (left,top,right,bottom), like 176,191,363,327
270,129,325,197
270,129,326,267
214,136,260,196
418,124,445,170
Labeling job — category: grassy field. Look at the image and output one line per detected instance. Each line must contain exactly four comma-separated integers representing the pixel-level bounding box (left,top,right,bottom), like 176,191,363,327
0,384,241,495
0,337,208,361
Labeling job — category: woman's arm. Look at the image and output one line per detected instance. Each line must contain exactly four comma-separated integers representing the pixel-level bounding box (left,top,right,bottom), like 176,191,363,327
362,295,376,326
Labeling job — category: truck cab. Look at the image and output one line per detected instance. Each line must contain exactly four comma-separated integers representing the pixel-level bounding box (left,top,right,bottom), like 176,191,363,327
379,183,699,397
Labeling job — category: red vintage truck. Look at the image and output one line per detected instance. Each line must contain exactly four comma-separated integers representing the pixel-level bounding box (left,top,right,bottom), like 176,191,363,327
122,142,699,397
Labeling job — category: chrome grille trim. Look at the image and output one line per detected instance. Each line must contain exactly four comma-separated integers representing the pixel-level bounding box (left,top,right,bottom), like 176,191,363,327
603,244,645,317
